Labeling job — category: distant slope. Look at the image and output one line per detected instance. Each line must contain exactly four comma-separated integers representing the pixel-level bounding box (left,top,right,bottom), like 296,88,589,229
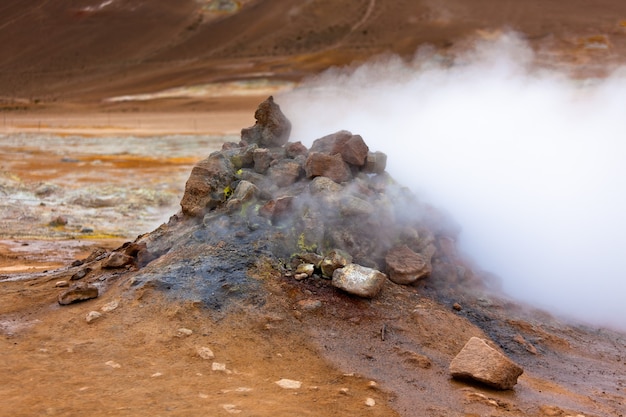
2,0,626,104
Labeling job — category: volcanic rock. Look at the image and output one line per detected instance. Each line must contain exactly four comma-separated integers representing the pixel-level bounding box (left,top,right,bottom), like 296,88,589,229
180,152,236,217
385,244,432,285
309,130,369,166
240,96,292,147
253,148,272,174
85,311,102,323
304,152,352,183
449,337,524,390
58,283,99,305
266,159,302,187
332,264,387,298
363,151,388,174
102,252,134,269
285,141,308,158
71,267,92,280
320,249,352,278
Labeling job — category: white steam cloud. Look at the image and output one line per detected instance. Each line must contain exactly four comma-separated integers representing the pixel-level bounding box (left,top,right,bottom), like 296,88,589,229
279,33,626,330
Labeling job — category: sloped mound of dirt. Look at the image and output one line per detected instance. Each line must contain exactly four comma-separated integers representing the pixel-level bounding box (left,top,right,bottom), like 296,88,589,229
2,98,625,417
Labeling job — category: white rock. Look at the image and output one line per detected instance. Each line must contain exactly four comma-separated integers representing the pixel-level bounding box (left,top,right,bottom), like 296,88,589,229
85,311,102,323
365,397,376,407
105,360,121,369
101,300,119,312
275,379,302,389
332,264,387,298
212,362,227,372
222,404,242,414
177,328,193,337
197,346,215,360
151,372,163,378
55,280,69,288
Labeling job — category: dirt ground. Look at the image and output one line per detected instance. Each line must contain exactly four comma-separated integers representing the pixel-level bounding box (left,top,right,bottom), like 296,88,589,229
2,1,626,416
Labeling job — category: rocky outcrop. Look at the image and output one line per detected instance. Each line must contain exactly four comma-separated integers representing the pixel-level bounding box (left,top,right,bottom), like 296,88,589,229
241,96,292,147
449,337,524,390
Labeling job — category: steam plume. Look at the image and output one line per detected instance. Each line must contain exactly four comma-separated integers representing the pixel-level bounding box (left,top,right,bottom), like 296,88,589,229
279,33,626,330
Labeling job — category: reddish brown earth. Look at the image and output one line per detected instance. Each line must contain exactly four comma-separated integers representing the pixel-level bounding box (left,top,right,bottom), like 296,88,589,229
2,1,626,416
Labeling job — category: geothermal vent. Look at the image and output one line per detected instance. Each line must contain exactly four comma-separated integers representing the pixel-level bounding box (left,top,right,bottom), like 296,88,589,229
58,96,477,309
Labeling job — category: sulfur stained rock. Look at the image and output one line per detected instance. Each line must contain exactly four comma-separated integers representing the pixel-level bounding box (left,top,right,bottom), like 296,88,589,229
449,337,524,390
320,249,352,278
332,264,387,298
180,153,236,217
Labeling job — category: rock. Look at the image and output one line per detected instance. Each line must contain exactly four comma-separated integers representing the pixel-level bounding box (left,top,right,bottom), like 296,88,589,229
197,346,215,360
295,263,315,277
85,311,102,323
55,280,69,288
275,379,302,389
105,360,121,369
211,362,228,372
308,176,343,195
101,300,119,312
320,249,352,278
539,405,565,416
453,303,462,311
266,159,302,187
70,267,92,280
332,264,387,298
180,153,235,217
285,141,308,158
49,215,68,227
241,96,292,147
385,244,432,285
365,398,376,407
363,151,387,174
58,283,99,305
253,148,272,174
449,337,524,390
304,152,352,183
309,130,369,166
513,333,538,355
259,196,293,224
339,195,375,217
102,252,134,269
177,328,193,337
231,180,259,202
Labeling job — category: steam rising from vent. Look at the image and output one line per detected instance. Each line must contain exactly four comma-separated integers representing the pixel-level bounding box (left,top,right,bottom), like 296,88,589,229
279,32,626,330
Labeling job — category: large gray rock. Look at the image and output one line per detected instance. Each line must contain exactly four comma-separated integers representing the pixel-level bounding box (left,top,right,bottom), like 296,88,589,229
332,264,386,298
241,96,292,147
385,244,432,285
449,337,524,390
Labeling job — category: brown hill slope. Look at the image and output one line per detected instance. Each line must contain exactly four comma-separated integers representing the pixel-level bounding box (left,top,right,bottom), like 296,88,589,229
2,0,626,105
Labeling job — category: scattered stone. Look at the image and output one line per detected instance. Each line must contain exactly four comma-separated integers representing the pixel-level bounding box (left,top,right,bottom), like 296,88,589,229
539,405,565,416
285,141,308,158
309,130,369,166
367,381,378,389
197,346,215,360
55,280,69,288
294,273,309,281
71,267,92,280
212,362,228,372
385,244,432,285
241,96,292,147
453,303,462,311
49,215,68,227
339,387,350,395
105,360,121,369
100,300,119,312
275,379,302,389
266,159,302,187
449,337,524,390
365,398,376,407
513,333,538,355
102,252,134,269
85,311,102,323
151,372,163,378
253,148,272,173
295,263,315,277
177,328,193,337
397,348,432,369
71,259,84,267
58,283,99,305
332,264,387,298
222,404,242,414
320,249,352,278
363,151,387,174
231,180,258,202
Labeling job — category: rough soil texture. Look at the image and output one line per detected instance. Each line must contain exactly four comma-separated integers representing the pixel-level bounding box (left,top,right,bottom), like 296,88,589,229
2,2,626,417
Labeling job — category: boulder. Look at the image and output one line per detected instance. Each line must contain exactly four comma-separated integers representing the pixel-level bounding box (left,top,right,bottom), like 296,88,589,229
363,151,387,174
449,337,524,390
332,264,387,298
304,152,352,183
253,148,272,174
180,153,235,217
385,244,432,285
310,130,369,166
241,96,292,147
58,283,99,305
285,141,308,158
266,159,302,187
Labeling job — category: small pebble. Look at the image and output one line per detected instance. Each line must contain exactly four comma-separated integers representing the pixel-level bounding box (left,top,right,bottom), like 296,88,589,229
453,303,462,311
212,362,227,372
55,281,69,288
275,379,302,389
101,300,119,312
151,372,163,378
105,361,121,369
177,328,193,337
365,397,376,407
197,346,215,360
85,311,102,323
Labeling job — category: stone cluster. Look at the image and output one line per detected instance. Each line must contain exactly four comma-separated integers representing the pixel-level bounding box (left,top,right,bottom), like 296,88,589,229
180,96,439,298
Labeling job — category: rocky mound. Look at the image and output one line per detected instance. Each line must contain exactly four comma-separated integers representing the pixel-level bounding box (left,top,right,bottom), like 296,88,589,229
45,97,626,417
